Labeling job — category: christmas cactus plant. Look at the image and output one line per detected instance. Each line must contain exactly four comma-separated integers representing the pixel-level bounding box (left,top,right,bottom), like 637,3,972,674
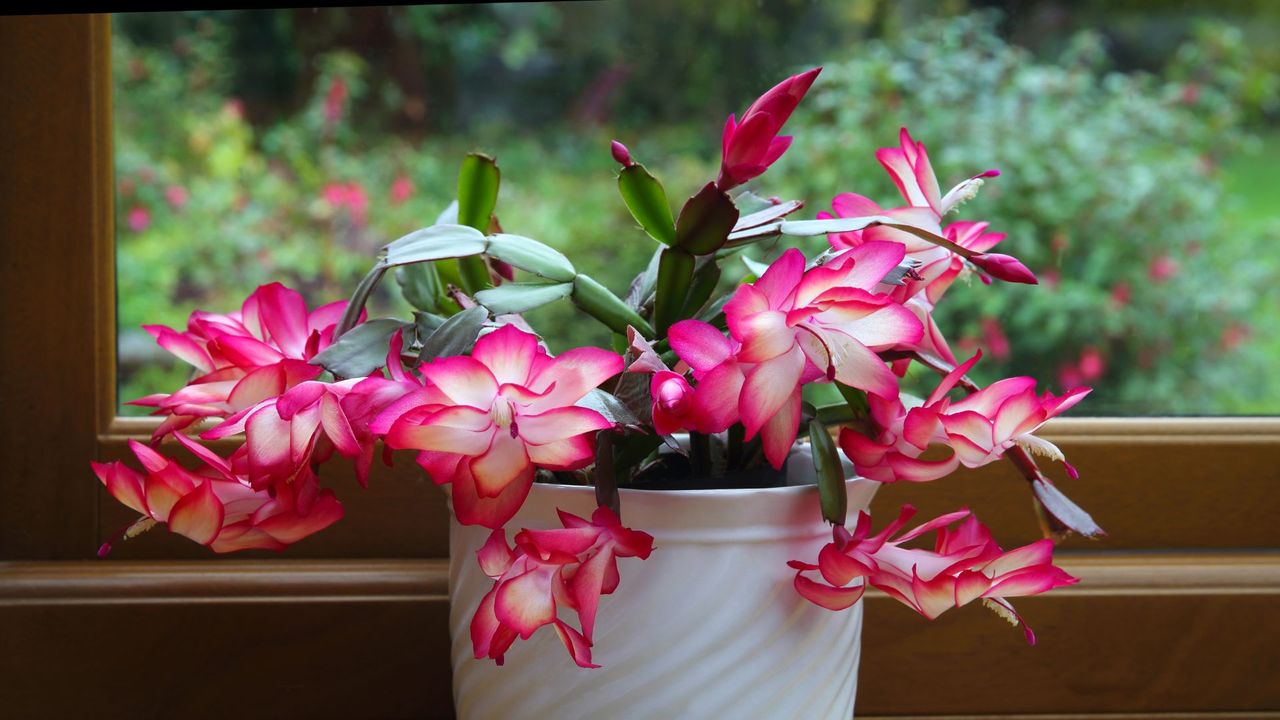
96,67,1100,668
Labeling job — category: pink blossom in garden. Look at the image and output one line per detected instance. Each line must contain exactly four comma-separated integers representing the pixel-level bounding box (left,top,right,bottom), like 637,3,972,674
390,173,414,205
164,184,189,210
322,181,369,226
324,77,348,124
1220,322,1250,352
1078,347,1105,382
222,98,244,120
471,507,654,668
717,67,821,191
130,283,355,441
93,437,343,554
1148,255,1179,283
382,325,623,528
1109,282,1131,308
788,505,1078,643
127,206,150,233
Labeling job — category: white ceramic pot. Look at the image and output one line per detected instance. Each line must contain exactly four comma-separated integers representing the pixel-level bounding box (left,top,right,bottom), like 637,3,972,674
448,474,880,720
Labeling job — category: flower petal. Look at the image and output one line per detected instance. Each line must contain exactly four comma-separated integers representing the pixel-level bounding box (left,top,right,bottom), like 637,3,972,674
473,324,541,386
794,572,865,611
166,481,224,546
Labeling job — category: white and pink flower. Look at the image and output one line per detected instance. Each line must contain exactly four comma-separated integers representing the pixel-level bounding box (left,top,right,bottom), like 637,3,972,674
382,325,623,528
788,505,1078,643
471,507,654,668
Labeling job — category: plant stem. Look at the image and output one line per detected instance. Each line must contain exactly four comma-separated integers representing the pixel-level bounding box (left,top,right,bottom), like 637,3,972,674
594,431,619,515
334,262,388,340
689,431,711,479
727,423,744,472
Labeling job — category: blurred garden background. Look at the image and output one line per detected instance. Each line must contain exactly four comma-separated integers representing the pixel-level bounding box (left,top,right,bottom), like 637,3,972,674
113,0,1280,416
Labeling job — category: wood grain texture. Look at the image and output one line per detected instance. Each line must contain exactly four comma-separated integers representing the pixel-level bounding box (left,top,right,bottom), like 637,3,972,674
0,14,110,559
2,554,1277,719
90,428,1280,559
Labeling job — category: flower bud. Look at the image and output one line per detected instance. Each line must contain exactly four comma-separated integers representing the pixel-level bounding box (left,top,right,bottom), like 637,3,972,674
610,140,634,167
971,252,1038,285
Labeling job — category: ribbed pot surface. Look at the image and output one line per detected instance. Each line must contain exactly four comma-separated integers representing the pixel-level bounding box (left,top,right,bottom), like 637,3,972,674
449,477,879,720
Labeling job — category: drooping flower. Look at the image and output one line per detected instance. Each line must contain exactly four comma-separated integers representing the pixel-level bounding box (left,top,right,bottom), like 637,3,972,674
202,378,366,488
941,377,1091,469
839,352,982,483
382,324,623,528
471,507,654,668
788,505,1077,643
93,436,342,554
717,67,821,191
841,351,1090,482
714,243,923,467
129,283,354,442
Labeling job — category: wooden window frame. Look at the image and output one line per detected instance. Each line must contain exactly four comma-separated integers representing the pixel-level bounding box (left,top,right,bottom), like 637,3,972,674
1,14,1277,719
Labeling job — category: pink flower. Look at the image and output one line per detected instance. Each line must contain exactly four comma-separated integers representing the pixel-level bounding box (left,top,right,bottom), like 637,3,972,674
324,77,348,124
839,352,982,483
322,182,369,226
624,328,716,436
788,505,1078,643
1110,282,1132,308
382,325,623,528
1078,347,1105,382
941,377,1091,470
202,332,420,488
93,437,343,554
1220,322,1250,352
390,174,413,205
203,379,366,488
130,283,353,442
164,184,189,210
127,206,150,233
716,244,923,467
717,67,821,191
471,507,654,668
1148,255,1179,283
876,128,1000,218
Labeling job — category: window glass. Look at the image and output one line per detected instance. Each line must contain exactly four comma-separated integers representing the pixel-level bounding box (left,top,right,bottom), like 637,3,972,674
114,3,1280,416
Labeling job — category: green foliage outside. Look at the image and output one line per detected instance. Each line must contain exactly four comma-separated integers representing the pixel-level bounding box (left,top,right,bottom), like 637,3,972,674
113,6,1279,416
775,13,1278,413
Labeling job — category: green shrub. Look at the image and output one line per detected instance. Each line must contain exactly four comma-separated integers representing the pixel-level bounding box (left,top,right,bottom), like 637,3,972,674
777,12,1277,414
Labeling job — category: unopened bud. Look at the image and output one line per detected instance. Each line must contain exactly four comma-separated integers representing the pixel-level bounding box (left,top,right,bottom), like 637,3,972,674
610,140,634,167
971,252,1038,285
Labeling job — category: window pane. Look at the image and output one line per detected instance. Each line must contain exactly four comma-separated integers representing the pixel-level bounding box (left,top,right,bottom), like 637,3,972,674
114,3,1280,417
